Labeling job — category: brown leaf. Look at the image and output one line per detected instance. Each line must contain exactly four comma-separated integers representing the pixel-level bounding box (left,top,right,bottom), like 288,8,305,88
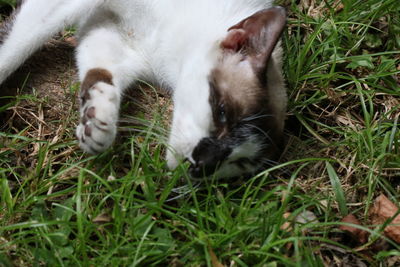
387,255,400,267
208,245,225,267
280,212,292,231
280,210,319,232
93,213,112,224
340,214,369,244
369,194,400,243
295,210,318,225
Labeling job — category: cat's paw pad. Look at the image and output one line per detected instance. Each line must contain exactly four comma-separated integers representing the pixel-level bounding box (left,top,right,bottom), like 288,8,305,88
76,83,119,154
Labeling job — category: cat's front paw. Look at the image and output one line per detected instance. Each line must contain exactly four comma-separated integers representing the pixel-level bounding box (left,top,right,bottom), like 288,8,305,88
76,82,120,154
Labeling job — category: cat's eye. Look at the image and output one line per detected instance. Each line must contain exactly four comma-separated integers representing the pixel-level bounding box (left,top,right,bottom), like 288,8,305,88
219,103,227,124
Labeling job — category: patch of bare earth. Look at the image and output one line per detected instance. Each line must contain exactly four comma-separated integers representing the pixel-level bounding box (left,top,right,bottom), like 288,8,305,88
0,38,77,150
0,32,172,167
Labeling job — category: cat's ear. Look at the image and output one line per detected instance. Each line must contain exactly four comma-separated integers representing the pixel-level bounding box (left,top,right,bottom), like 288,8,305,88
221,6,286,74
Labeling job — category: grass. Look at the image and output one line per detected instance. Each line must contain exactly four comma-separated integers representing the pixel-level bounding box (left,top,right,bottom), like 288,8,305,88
0,0,14,7
1,0,400,266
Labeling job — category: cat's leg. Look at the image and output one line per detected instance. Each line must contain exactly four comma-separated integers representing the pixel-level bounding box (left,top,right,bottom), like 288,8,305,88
75,27,146,153
0,0,102,84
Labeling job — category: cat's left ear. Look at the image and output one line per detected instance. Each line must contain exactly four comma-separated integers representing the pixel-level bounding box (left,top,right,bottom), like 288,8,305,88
221,6,286,75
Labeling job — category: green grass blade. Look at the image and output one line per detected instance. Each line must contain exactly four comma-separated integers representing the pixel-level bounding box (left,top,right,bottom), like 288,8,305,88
326,162,348,216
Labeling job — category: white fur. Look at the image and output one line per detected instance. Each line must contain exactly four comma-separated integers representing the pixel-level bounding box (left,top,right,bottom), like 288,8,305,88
0,0,285,178
216,138,264,178
76,82,120,153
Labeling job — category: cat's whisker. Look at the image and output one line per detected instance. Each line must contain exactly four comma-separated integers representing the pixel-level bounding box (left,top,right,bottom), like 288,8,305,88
243,123,275,146
165,182,202,202
256,157,291,175
241,113,274,122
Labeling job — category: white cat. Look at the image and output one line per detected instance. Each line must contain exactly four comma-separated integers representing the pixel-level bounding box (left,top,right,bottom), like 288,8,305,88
0,0,287,179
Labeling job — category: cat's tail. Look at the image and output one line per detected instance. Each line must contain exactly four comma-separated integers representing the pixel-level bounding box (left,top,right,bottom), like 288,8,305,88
0,0,101,85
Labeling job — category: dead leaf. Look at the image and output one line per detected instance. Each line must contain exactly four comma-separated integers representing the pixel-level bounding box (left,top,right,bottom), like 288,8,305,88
107,175,116,181
93,213,112,224
280,210,318,233
295,210,318,225
387,256,400,267
280,212,292,231
339,214,369,244
208,245,225,267
369,194,400,243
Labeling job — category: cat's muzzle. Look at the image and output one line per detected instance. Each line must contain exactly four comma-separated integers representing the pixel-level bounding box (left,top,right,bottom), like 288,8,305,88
189,137,232,178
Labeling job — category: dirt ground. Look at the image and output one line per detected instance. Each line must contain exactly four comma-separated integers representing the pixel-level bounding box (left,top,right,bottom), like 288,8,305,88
0,32,173,146
0,36,78,136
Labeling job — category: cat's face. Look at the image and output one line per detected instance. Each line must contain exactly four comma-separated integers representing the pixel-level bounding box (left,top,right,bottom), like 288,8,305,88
166,7,287,179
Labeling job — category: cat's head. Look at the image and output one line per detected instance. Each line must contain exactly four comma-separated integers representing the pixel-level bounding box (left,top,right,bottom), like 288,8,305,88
166,7,287,179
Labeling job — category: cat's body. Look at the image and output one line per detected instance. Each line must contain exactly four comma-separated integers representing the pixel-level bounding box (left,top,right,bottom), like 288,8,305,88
0,0,287,178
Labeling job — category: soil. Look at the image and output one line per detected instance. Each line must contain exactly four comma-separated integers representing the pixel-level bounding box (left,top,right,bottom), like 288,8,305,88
0,37,79,129
0,35,172,152
0,4,172,135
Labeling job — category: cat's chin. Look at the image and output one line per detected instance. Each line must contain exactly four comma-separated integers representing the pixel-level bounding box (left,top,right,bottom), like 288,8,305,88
166,152,257,180
190,164,261,181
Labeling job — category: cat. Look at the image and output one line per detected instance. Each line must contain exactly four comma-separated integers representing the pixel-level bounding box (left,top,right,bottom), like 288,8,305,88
0,0,287,179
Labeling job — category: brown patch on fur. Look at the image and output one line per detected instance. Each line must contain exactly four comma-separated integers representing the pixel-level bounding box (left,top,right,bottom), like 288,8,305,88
84,125,92,137
86,106,96,119
209,53,266,137
80,68,113,104
209,52,284,150
215,6,287,143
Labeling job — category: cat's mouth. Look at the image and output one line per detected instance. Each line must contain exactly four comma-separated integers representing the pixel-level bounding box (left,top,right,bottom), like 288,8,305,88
188,156,261,179
186,135,268,179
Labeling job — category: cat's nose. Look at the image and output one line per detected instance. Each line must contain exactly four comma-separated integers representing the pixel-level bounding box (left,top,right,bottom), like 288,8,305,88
189,137,232,178
188,160,206,178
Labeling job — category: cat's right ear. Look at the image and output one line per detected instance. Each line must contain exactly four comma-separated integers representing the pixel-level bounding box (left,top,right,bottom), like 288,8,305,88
221,7,286,75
